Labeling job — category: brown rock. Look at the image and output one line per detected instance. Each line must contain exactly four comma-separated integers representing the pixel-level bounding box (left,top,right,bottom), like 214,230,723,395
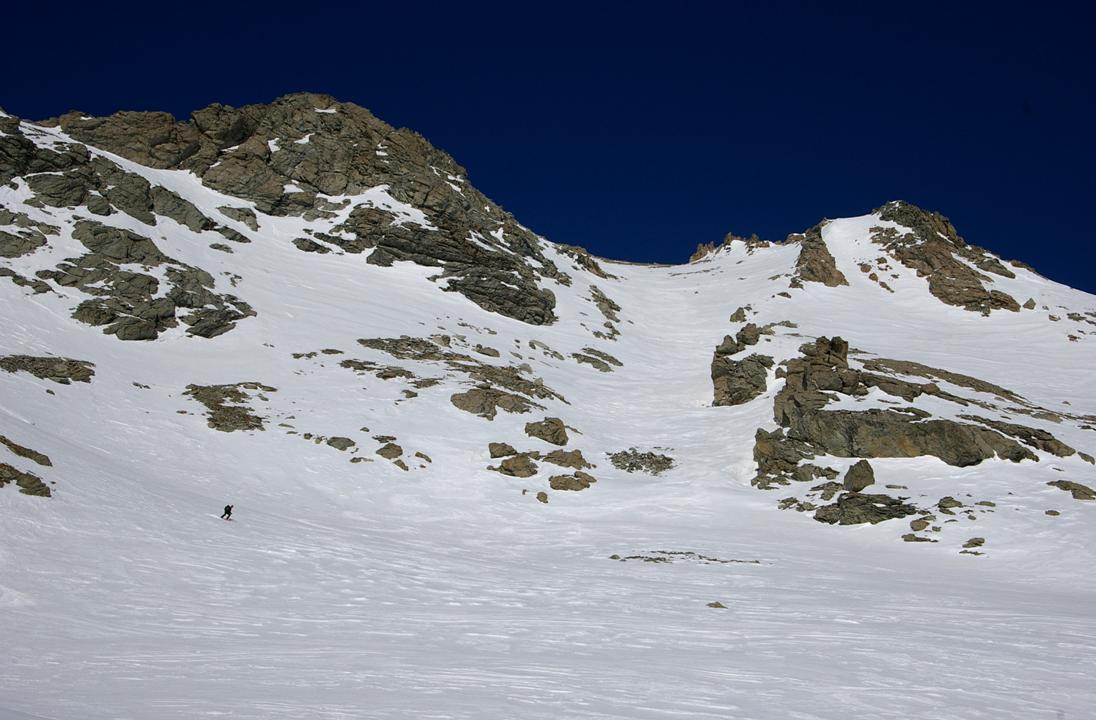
548,471,597,491
496,454,539,478
842,460,875,492
488,442,517,458
525,417,568,445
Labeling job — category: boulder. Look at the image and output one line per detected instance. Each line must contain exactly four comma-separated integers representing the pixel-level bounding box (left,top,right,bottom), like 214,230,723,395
497,454,538,478
735,323,761,347
543,449,593,469
326,437,355,451
376,443,404,460
488,442,517,458
842,460,875,492
525,417,568,446
450,388,537,420
548,471,597,491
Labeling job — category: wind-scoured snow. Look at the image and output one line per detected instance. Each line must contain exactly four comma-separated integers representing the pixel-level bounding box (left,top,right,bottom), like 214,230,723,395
1,127,1095,720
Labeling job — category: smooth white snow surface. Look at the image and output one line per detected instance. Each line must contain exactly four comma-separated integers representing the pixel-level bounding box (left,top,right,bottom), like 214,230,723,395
1,134,1095,719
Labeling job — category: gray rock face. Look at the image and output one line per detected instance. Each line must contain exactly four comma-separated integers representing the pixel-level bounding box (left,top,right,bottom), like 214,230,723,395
772,338,1035,467
750,336,1046,527
736,323,761,347
842,460,875,492
0,209,57,259
218,206,259,230
958,415,1075,457
34,220,254,341
874,201,1019,314
712,352,773,406
42,93,569,326
789,224,849,288
715,335,741,356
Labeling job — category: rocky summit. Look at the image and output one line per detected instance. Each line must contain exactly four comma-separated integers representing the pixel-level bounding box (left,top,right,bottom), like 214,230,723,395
2,94,1095,720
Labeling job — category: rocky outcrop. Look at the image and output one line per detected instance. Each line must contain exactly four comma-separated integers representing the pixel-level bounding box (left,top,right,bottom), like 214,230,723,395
495,454,539,478
488,442,517,458
958,416,1075,457
1047,480,1095,501
750,336,1046,527
525,417,568,446
712,350,773,407
359,336,565,410
0,436,52,467
0,209,57,259
789,224,848,288
773,338,1035,467
543,449,593,469
558,245,616,279
451,388,539,420
38,93,570,325
572,347,622,372
548,471,597,491
184,383,276,432
814,492,916,525
608,448,675,475
0,463,51,497
874,201,1019,314
859,358,1024,403
36,220,254,340
0,355,94,384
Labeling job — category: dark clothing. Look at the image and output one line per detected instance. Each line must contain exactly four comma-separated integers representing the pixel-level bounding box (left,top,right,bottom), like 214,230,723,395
221,505,233,520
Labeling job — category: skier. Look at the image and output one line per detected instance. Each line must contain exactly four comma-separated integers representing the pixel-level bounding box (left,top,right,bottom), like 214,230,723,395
220,504,233,520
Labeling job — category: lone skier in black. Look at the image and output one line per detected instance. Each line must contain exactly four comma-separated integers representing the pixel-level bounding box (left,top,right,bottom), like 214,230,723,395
220,504,233,520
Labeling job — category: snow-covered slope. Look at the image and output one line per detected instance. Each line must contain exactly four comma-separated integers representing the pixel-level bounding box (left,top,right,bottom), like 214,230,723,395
2,95,1095,720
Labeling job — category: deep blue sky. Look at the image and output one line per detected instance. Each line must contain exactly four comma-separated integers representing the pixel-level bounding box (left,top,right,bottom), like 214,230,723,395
5,2,1094,292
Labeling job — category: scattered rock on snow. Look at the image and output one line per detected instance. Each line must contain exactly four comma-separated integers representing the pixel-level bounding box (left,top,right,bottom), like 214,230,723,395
0,435,52,466
524,417,568,446
0,355,95,384
1047,480,1096,501
0,463,51,497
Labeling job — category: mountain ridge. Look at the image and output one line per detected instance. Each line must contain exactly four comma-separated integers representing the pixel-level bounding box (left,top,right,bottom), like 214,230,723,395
2,92,1095,720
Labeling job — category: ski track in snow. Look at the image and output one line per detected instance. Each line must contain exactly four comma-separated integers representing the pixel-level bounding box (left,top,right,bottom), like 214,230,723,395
1,142,1096,719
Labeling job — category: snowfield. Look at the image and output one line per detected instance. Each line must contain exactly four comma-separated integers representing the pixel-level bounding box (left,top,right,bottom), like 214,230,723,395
1,118,1096,720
